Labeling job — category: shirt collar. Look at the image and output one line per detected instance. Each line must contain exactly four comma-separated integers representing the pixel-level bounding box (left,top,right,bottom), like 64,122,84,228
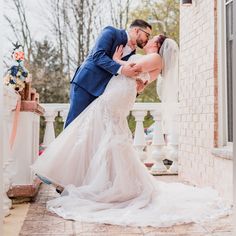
126,31,136,50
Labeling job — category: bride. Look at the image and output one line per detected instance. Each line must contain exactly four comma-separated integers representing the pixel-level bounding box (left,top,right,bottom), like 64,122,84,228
31,35,232,227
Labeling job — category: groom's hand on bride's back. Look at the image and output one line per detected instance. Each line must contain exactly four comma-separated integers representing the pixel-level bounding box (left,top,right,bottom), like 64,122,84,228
121,63,141,77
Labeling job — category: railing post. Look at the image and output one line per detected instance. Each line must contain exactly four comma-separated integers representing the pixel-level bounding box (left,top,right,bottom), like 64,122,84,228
3,163,11,217
43,110,57,147
150,109,167,174
2,87,19,216
132,110,147,162
3,114,13,217
165,109,179,174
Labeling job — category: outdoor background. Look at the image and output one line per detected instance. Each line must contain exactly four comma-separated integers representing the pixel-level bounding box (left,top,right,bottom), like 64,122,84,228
3,0,179,142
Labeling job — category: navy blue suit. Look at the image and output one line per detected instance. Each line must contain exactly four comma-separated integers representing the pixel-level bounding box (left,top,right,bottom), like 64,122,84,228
64,26,135,128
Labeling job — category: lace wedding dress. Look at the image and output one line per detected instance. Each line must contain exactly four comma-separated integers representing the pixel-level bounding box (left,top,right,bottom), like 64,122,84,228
31,55,232,227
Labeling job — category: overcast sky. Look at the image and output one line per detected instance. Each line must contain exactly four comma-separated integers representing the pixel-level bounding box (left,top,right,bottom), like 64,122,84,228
3,0,51,67
3,0,143,68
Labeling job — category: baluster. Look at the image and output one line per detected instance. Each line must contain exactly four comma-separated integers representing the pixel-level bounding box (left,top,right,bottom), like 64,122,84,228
150,109,167,174
132,110,147,162
43,110,57,147
165,110,179,174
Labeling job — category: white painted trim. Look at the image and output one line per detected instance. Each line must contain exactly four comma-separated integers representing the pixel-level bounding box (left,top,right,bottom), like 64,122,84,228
0,0,4,233
212,145,233,160
217,0,228,146
233,0,236,231
226,0,233,5
218,0,235,145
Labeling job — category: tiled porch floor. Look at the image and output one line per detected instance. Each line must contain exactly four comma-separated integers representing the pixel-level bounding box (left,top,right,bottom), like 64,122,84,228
19,176,233,236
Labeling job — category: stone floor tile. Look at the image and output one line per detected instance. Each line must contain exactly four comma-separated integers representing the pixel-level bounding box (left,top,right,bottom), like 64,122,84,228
144,233,211,236
19,177,233,236
74,234,142,236
141,226,174,234
210,232,233,236
73,221,142,235
201,215,233,233
171,222,207,234
20,220,74,235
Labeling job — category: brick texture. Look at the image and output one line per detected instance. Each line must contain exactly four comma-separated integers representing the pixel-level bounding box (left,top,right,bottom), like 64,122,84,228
179,0,233,203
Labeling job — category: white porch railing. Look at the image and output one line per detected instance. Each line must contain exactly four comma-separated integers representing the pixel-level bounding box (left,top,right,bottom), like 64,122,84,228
41,103,179,175
3,86,20,216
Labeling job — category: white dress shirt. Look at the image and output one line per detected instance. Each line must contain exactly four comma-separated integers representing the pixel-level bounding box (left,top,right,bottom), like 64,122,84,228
117,31,135,74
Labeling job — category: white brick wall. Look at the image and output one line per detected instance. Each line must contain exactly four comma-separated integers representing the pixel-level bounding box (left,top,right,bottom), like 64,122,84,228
179,0,233,203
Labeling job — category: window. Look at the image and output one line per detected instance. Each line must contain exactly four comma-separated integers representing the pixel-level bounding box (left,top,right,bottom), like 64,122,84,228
225,0,234,142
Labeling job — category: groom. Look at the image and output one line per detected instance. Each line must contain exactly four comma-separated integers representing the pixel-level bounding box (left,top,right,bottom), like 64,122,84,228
64,19,152,128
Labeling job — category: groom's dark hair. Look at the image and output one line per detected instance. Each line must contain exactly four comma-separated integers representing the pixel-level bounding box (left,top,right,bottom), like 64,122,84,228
129,19,152,30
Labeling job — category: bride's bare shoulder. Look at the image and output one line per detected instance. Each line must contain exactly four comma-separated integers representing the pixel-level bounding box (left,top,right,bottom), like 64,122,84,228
147,53,162,62
137,53,162,64
136,53,161,62
134,53,162,72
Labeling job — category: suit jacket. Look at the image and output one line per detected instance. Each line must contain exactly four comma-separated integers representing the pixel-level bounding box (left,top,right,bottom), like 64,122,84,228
70,26,135,97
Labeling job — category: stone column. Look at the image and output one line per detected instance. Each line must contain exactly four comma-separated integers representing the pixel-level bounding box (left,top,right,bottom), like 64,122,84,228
150,109,167,174
7,88,45,202
2,86,20,216
165,110,179,174
43,110,57,147
132,110,147,162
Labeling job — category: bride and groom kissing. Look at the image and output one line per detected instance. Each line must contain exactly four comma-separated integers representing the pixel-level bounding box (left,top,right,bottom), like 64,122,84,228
31,19,231,227
64,19,161,128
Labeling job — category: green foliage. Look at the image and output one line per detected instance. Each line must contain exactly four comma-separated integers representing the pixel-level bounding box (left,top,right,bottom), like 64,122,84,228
136,80,161,103
126,0,179,132
127,112,155,134
30,40,70,143
39,116,46,144
54,115,65,137
129,0,179,105
130,0,179,43
30,40,70,103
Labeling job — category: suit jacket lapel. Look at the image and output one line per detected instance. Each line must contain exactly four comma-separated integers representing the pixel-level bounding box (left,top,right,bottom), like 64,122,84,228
122,50,136,61
130,49,136,56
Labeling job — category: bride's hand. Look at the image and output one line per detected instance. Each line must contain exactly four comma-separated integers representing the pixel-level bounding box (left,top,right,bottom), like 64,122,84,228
136,79,148,94
113,45,123,62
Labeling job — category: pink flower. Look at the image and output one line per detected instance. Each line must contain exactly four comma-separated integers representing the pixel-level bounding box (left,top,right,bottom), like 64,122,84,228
14,51,24,61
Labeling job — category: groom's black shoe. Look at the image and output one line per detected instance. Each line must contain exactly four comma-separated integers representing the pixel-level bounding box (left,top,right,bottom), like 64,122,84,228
56,186,64,194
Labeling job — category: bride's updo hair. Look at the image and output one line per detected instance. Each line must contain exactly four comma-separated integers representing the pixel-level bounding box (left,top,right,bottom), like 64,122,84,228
156,34,168,54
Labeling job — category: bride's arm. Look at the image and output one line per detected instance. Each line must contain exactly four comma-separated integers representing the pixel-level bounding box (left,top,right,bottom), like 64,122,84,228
147,69,160,83
134,53,162,73
113,46,162,73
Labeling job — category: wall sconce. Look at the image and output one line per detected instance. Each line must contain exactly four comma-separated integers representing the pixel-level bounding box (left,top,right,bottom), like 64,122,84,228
182,0,192,6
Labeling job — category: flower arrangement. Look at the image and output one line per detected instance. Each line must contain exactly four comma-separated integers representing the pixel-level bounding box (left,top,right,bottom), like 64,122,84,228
4,42,31,91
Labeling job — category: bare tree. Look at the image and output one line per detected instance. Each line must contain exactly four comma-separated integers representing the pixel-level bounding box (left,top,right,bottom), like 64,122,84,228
43,0,100,78
109,0,132,29
4,0,33,64
69,0,98,64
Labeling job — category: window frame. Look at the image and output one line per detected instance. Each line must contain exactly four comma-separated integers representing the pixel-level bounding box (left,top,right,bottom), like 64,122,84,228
217,0,234,146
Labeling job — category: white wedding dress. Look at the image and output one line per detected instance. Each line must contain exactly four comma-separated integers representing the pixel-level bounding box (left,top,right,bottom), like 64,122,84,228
31,55,232,227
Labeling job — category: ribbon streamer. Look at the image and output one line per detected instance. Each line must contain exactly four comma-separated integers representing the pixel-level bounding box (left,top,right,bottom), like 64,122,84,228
9,97,21,149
